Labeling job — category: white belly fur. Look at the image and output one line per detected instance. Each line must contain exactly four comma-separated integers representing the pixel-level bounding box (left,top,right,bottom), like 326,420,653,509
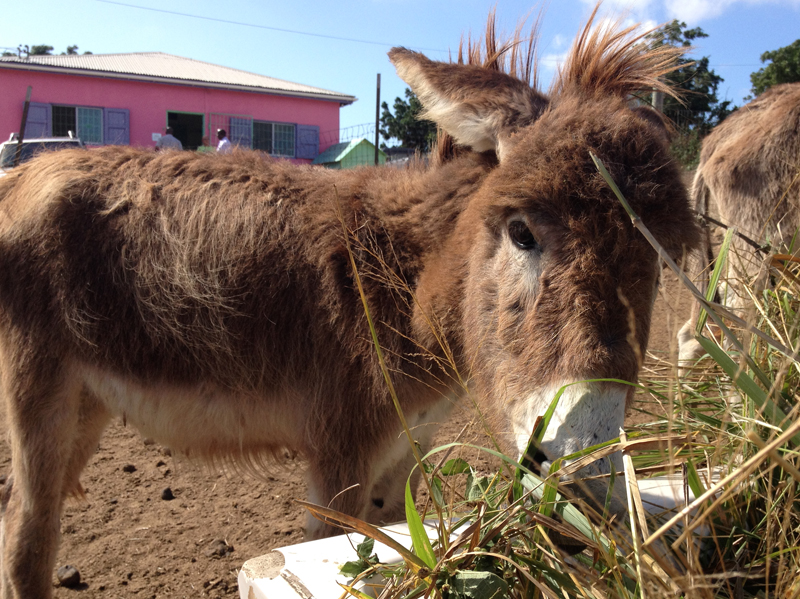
79,363,304,456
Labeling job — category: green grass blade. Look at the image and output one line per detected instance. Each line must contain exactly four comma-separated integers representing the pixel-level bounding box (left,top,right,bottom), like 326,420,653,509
519,473,633,568
539,458,564,518
696,335,800,445
685,459,711,509
514,385,566,500
405,478,437,569
696,227,736,334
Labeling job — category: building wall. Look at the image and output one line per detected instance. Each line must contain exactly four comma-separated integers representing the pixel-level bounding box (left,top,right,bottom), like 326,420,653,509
342,141,386,169
0,68,342,161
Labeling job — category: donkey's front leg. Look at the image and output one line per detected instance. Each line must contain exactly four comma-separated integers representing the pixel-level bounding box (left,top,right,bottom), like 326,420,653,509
303,446,372,540
0,352,84,599
302,398,450,539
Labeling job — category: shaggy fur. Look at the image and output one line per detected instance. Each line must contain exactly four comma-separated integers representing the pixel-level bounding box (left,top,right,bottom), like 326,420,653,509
0,8,698,598
678,83,800,363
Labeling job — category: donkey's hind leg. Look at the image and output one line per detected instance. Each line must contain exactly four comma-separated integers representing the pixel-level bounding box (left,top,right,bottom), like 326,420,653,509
60,389,112,500
0,351,103,599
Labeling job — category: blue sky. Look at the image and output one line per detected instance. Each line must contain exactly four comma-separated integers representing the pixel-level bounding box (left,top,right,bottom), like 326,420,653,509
2,0,799,134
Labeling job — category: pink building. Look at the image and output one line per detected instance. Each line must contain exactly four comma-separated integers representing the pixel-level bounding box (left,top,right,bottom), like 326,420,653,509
0,52,356,162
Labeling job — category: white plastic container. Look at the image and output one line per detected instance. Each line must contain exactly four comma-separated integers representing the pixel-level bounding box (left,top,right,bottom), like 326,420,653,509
239,521,439,599
238,473,711,599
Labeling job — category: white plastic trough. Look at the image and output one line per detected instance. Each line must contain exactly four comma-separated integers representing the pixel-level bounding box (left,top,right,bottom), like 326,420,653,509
238,475,707,599
237,520,447,599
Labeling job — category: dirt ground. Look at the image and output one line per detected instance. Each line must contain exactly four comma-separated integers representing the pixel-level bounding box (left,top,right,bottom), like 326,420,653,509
0,216,699,599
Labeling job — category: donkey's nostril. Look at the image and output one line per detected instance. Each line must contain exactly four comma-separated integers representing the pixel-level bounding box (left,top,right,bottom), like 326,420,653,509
372,498,384,509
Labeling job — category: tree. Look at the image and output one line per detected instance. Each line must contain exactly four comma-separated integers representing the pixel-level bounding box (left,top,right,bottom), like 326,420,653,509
379,88,437,153
647,20,733,168
30,45,54,55
1,44,92,57
649,20,732,134
63,45,91,55
750,39,800,96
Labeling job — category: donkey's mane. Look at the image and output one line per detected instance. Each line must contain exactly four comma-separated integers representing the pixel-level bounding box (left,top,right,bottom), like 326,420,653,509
456,9,540,88
553,5,684,100
435,10,541,163
434,6,684,163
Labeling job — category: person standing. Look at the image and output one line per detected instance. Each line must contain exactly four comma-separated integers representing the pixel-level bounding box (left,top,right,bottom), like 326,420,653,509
216,129,232,154
155,127,183,151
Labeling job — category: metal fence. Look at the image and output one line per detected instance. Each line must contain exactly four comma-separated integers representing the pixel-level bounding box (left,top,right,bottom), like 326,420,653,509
320,121,376,148
319,122,418,168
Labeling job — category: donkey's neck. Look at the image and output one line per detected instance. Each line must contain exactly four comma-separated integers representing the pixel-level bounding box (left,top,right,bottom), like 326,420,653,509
354,152,495,261
333,152,494,377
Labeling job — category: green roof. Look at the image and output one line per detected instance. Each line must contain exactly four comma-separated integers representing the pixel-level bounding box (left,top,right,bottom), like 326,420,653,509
312,138,386,165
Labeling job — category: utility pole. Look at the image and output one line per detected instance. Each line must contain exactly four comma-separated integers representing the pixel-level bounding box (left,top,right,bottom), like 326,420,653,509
14,86,32,167
374,73,381,165
651,89,664,113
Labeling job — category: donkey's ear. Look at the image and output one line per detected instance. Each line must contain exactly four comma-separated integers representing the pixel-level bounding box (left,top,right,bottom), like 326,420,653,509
389,47,547,156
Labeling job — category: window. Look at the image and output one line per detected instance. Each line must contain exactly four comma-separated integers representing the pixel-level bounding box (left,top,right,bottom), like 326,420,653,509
52,106,76,137
253,121,272,153
253,121,294,157
77,108,103,144
25,104,129,146
52,105,103,144
274,124,294,157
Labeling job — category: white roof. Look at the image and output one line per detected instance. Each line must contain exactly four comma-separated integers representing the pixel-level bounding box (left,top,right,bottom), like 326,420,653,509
0,52,356,104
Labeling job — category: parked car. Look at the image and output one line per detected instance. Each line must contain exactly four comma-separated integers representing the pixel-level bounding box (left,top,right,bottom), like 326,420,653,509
0,132,85,175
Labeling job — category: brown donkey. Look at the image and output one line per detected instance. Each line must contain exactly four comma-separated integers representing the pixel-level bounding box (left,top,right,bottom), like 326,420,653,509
678,83,800,364
0,12,697,598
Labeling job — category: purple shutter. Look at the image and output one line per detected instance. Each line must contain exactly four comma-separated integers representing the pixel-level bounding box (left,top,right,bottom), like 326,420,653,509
103,108,129,145
295,125,319,159
24,102,51,138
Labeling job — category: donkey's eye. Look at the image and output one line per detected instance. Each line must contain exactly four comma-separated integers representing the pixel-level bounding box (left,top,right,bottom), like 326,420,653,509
508,220,539,251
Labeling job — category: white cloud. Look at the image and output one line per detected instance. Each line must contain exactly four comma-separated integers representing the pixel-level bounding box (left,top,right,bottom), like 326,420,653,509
576,1,662,42
664,0,800,23
663,0,733,22
540,50,570,69
539,50,570,88
639,18,659,32
579,0,657,22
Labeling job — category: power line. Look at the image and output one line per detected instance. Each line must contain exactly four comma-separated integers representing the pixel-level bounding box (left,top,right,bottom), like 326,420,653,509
94,0,448,54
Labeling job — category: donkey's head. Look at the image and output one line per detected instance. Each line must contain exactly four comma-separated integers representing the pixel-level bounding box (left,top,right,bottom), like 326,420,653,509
394,15,699,513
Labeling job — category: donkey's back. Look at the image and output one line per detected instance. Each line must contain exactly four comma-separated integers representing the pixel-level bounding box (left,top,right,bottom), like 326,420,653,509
695,82,800,248
0,148,329,388
678,83,800,365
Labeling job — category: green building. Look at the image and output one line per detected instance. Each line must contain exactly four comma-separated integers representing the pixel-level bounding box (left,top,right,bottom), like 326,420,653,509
312,137,386,169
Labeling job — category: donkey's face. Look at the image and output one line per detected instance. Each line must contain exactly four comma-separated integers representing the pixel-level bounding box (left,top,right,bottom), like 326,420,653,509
393,46,698,510
463,98,676,479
